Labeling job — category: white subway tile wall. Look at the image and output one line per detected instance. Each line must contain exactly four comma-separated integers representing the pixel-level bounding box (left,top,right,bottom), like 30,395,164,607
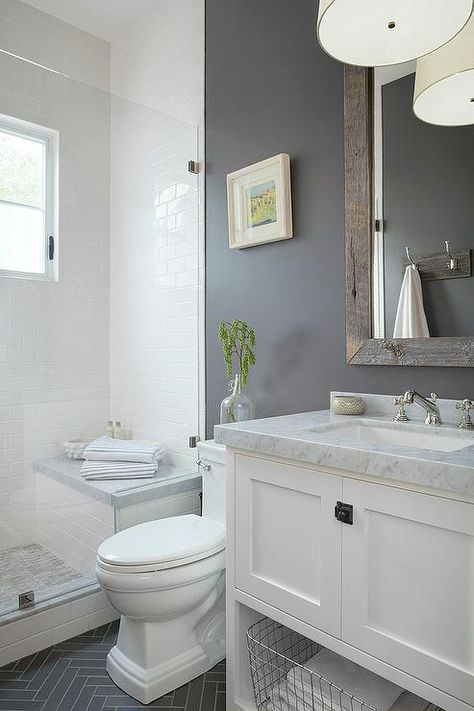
35,474,115,577
116,490,202,531
110,0,204,125
109,0,205,467
0,0,204,659
0,33,110,553
109,115,200,466
0,0,204,554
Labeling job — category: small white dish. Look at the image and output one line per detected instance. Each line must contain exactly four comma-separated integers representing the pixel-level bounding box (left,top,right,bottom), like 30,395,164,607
64,439,88,460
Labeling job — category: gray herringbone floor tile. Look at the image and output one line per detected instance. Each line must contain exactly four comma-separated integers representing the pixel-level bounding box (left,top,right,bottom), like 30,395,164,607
0,621,226,711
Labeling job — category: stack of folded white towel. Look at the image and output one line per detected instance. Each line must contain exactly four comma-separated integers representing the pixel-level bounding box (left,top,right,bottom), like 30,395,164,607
80,436,165,481
267,648,436,711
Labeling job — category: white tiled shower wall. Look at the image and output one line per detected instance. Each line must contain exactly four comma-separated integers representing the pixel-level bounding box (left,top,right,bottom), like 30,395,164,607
0,0,205,551
0,0,204,662
0,6,110,552
36,475,114,578
109,0,205,467
110,0,204,125
109,107,201,468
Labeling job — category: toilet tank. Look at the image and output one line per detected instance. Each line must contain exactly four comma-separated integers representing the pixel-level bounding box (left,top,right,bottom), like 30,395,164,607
197,440,226,525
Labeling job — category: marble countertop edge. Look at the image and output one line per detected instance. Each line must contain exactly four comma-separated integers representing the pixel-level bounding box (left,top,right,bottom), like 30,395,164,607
214,408,474,498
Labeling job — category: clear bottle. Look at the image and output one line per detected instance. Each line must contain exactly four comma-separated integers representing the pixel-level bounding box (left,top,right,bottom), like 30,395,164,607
220,373,256,424
114,421,124,439
106,420,114,437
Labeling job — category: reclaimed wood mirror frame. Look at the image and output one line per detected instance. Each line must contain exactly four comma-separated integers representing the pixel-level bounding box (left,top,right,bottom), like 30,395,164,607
344,65,474,367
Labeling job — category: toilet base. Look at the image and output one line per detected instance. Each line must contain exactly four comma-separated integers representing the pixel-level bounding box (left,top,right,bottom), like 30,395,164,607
107,641,222,705
106,586,226,705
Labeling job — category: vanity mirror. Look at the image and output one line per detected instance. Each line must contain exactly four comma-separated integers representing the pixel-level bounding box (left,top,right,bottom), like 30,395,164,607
344,66,474,366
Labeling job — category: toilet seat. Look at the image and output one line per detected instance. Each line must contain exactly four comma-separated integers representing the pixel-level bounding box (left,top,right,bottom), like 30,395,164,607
97,514,226,574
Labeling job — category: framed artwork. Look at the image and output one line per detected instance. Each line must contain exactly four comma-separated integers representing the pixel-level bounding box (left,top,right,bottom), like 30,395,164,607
227,153,293,249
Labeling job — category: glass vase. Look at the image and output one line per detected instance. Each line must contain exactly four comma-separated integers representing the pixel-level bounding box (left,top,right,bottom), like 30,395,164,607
219,373,256,424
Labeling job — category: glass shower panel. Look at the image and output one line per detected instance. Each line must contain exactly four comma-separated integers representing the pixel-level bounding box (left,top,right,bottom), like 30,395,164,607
0,48,200,619
109,94,201,464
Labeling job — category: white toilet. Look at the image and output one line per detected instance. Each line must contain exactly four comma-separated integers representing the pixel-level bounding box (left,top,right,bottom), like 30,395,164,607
96,440,226,705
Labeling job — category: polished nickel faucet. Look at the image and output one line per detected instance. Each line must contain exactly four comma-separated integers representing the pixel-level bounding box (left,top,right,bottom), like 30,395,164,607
455,399,474,430
393,390,442,426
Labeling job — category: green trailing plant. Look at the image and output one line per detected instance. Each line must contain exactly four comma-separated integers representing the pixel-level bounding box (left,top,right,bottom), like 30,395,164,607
218,319,256,387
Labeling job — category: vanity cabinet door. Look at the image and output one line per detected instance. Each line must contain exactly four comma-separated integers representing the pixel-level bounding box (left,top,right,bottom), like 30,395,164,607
234,454,342,637
341,479,474,705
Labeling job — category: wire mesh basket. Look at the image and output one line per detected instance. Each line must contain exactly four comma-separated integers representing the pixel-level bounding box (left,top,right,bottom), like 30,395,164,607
246,617,379,711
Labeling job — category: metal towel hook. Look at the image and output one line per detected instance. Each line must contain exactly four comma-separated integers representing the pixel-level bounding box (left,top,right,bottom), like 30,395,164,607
405,245,416,268
445,240,458,270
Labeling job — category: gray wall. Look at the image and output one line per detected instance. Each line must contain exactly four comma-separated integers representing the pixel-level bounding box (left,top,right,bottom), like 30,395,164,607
383,74,474,338
205,0,474,436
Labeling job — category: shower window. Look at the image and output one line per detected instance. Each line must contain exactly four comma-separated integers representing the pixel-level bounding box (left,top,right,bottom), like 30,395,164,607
0,114,58,279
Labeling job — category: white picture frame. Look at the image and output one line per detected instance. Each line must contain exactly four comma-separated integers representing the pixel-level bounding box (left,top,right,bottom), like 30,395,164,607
227,153,293,249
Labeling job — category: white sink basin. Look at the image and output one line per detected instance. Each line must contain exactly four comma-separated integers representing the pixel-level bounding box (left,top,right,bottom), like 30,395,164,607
308,422,474,453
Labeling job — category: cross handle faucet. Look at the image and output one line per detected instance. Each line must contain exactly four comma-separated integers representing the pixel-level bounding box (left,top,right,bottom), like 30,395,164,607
393,390,442,426
455,399,474,430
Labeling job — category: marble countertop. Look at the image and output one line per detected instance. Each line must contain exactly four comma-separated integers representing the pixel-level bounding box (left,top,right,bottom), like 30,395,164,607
34,455,201,508
215,396,474,498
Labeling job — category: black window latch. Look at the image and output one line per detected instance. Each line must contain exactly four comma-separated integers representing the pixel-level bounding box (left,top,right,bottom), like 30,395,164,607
48,235,54,260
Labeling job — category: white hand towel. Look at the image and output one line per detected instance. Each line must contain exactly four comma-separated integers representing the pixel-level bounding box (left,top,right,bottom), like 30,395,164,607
81,460,158,480
84,436,164,464
284,649,403,711
268,680,318,711
268,684,435,711
82,473,156,481
393,265,430,339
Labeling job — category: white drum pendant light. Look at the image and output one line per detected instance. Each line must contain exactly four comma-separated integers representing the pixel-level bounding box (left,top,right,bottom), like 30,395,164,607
414,13,474,126
316,0,473,67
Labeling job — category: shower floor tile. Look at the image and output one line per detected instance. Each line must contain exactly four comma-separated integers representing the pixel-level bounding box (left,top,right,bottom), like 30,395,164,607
0,544,91,615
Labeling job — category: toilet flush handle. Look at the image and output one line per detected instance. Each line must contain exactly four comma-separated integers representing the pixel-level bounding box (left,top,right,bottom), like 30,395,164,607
197,459,211,471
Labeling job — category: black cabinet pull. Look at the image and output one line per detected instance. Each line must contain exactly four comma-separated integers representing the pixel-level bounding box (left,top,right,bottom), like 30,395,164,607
335,501,353,525
48,235,54,260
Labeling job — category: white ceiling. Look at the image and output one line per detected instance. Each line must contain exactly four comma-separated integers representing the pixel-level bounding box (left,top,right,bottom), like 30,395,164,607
21,0,158,42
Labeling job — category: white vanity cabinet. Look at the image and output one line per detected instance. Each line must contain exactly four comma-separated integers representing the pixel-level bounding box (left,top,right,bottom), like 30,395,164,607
234,453,342,637
231,450,474,710
342,479,474,706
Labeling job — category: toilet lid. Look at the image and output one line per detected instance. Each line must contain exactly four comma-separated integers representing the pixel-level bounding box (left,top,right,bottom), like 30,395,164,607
97,514,226,570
